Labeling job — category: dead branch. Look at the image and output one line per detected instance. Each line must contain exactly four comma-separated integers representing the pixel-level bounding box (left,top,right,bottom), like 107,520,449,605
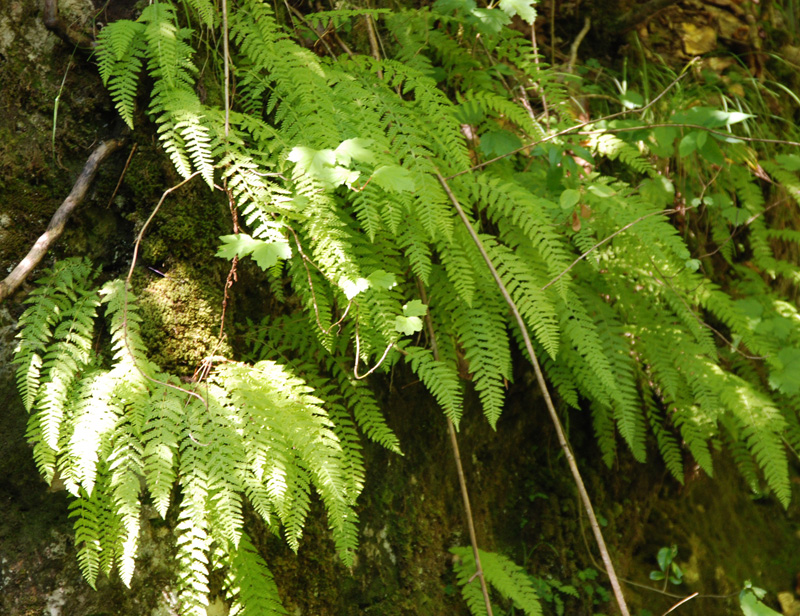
43,0,95,49
0,138,126,303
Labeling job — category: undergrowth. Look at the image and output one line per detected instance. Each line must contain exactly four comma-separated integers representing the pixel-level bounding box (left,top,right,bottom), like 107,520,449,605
12,0,800,613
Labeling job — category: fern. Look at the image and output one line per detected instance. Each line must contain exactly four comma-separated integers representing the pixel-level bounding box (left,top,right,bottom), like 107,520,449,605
17,0,800,613
15,261,369,614
451,547,543,616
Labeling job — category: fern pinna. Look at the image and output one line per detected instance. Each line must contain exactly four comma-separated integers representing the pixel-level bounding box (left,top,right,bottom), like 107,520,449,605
13,0,800,612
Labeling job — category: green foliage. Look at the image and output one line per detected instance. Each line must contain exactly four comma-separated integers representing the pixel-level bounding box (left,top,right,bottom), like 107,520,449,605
739,581,782,616
648,545,683,587
16,0,800,613
16,260,368,613
451,547,543,616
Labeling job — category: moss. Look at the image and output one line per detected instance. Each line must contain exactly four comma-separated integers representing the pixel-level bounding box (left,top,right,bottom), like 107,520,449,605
135,263,231,375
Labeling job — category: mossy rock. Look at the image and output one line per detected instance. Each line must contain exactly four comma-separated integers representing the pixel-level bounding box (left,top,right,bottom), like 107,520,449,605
135,263,231,374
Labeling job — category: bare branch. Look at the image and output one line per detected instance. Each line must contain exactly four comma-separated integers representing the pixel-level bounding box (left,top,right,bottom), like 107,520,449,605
0,138,126,303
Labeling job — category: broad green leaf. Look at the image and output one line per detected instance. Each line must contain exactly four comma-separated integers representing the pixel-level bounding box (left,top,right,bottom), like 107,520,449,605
756,317,793,341
250,241,291,270
216,234,264,259
699,136,725,167
288,145,335,174
657,546,676,571
288,146,359,187
395,315,424,336
335,138,374,166
684,259,700,272
620,91,643,109
432,0,476,14
735,298,763,331
469,8,511,34
372,165,416,193
739,589,781,616
216,234,291,270
403,300,428,317
479,129,522,156
679,132,698,157
559,188,581,210
341,277,370,300
640,176,674,208
673,107,754,128
720,111,754,126
571,144,595,164
722,207,747,225
769,347,800,395
367,270,397,290
498,0,537,24
328,165,361,187
587,183,615,198
651,126,678,157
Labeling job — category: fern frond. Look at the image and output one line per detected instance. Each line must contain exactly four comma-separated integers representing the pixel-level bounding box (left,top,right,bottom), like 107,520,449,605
69,490,107,589
227,533,288,616
96,20,146,127
451,547,542,616
406,345,465,425
591,132,656,177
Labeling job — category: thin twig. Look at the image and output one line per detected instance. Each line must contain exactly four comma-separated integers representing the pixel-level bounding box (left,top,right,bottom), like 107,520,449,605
549,0,555,66
435,170,631,616
576,495,738,601
418,281,494,616
0,138,126,303
284,0,337,57
353,323,394,379
42,0,95,49
121,172,212,427
222,0,231,137
332,29,355,57
577,123,800,148
530,25,550,129
447,57,698,179
662,593,699,615
695,198,785,260
288,228,353,335
567,17,591,74
648,257,766,360
364,12,384,79
365,14,382,62
615,0,679,32
105,143,138,208
542,206,694,290
126,172,201,283
217,185,240,341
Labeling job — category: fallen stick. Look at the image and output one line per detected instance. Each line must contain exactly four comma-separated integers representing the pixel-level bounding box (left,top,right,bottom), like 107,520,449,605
0,138,126,303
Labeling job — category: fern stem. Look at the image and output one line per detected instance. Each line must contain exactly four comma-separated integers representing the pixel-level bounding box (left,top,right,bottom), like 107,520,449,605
528,26,549,130
418,281,495,616
542,206,685,291
125,172,201,284
122,171,212,415
435,171,631,616
222,0,230,137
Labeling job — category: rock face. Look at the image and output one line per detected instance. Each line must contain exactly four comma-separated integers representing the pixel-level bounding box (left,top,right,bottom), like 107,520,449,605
1,2,800,616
